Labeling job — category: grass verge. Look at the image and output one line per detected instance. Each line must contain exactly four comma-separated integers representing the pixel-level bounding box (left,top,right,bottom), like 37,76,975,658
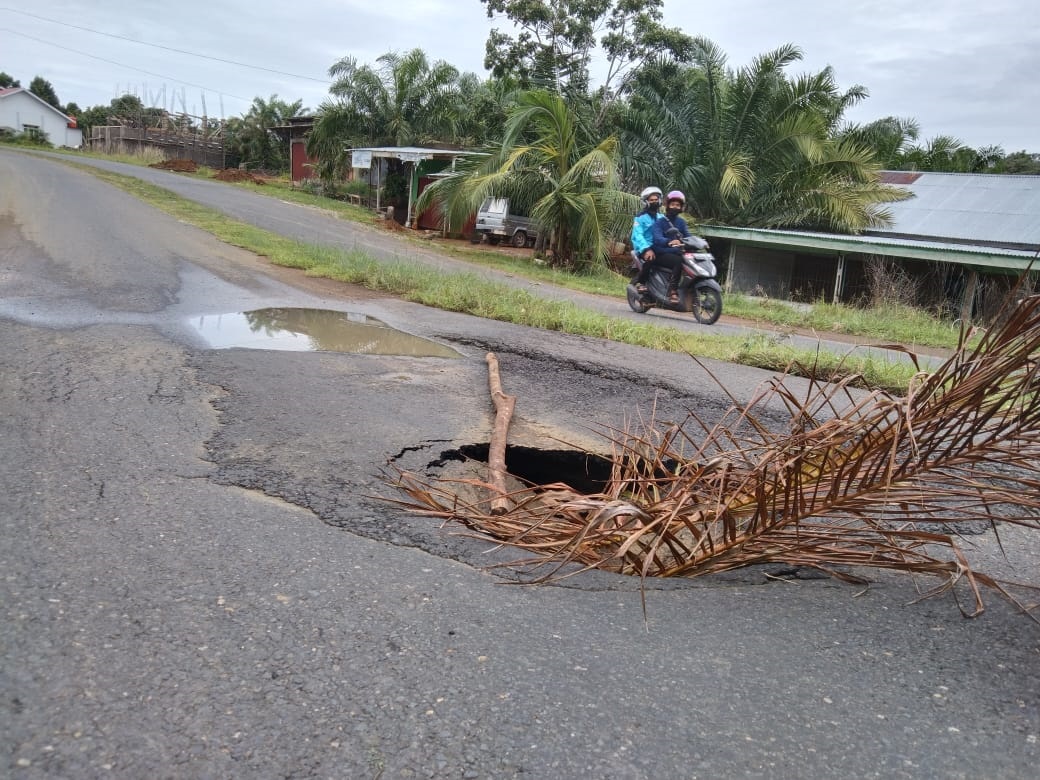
723,293,971,349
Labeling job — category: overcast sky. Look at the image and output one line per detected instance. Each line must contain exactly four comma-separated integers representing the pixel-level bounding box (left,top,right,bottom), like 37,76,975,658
3,0,1038,152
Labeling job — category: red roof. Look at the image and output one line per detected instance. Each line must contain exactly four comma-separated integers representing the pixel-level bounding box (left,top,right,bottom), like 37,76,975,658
879,171,923,185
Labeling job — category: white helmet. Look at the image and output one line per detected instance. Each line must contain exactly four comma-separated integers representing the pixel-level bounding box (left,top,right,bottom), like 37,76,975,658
640,186,663,206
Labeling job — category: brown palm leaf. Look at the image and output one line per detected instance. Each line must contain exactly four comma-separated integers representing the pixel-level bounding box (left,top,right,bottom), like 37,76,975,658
386,293,1040,617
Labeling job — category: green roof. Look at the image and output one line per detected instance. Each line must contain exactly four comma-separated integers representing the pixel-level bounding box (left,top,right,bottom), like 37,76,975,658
701,225,1039,272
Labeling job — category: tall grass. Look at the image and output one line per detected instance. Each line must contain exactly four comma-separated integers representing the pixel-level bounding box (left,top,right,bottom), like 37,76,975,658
723,293,968,349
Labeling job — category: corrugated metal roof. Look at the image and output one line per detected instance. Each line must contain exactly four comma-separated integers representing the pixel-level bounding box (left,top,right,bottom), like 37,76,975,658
873,171,1040,249
701,225,1038,272
348,146,467,157
349,146,470,168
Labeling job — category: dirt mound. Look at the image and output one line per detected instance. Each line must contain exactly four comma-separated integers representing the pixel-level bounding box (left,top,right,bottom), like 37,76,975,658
150,158,198,172
212,169,267,184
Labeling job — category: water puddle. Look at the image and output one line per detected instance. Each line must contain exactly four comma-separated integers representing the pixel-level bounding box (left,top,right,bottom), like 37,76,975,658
187,308,460,357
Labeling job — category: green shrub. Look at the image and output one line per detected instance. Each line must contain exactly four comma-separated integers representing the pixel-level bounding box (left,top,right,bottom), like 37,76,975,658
0,129,53,148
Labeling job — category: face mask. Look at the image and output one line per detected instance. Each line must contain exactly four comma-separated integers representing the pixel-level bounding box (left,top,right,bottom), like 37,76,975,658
666,207,682,218
646,201,660,212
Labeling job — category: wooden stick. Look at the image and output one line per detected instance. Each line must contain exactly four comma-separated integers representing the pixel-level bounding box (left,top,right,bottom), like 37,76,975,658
485,352,516,515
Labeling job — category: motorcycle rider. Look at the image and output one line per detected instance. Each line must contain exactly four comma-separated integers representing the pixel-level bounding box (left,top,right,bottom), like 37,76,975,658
630,186,666,295
651,190,692,304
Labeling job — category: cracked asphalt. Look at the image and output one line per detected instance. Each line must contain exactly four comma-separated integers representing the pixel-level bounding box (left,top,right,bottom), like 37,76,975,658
1,148,1038,779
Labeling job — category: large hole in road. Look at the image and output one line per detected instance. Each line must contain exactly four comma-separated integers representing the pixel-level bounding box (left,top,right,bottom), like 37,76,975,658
434,444,615,494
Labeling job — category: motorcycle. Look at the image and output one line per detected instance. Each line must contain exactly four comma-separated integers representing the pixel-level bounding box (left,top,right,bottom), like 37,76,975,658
626,231,723,325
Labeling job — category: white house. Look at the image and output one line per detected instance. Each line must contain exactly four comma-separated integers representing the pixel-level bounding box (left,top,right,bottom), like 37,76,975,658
0,87,82,148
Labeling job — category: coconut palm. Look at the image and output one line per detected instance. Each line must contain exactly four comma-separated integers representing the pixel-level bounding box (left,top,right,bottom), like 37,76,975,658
418,90,637,269
620,39,906,233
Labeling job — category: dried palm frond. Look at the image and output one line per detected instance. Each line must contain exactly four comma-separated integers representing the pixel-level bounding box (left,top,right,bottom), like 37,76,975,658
385,293,1040,617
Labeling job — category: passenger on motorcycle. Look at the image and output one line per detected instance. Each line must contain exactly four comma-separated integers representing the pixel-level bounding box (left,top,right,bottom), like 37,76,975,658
650,190,692,304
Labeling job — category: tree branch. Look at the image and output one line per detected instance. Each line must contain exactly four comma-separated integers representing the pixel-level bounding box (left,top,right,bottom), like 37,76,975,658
485,352,517,515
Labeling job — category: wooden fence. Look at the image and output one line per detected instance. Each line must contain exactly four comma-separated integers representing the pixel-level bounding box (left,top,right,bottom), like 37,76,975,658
89,124,226,169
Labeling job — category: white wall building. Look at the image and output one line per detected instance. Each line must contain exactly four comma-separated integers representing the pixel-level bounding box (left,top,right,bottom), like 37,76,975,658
0,87,83,148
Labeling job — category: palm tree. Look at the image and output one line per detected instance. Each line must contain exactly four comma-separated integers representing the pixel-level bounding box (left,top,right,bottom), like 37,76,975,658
621,39,906,233
225,95,304,172
836,116,921,169
417,90,637,269
896,136,1006,173
306,48,461,184
448,73,520,147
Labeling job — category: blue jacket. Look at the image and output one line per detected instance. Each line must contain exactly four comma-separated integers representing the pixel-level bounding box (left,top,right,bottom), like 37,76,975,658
652,213,692,253
630,209,664,255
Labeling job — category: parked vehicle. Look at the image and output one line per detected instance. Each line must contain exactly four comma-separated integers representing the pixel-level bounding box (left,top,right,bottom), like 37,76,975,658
474,198,540,248
626,231,723,325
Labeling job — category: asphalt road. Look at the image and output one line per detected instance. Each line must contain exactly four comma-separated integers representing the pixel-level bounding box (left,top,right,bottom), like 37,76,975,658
1,148,1037,779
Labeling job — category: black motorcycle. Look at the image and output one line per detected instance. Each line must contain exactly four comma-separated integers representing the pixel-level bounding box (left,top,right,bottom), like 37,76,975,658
626,232,723,325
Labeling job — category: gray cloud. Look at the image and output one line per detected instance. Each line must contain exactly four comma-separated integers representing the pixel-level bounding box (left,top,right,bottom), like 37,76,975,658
669,0,1040,150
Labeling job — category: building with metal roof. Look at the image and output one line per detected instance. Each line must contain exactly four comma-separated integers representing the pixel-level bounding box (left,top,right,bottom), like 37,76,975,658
699,171,1040,319
349,146,470,229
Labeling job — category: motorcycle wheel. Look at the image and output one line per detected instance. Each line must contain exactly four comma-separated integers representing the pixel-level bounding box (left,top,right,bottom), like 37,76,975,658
626,285,651,313
692,287,722,325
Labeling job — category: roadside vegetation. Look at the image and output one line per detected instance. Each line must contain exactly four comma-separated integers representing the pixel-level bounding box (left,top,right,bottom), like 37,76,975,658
0,129,54,148
42,142,973,353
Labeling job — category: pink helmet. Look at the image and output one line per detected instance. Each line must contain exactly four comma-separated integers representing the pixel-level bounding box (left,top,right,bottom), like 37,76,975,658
666,190,686,206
